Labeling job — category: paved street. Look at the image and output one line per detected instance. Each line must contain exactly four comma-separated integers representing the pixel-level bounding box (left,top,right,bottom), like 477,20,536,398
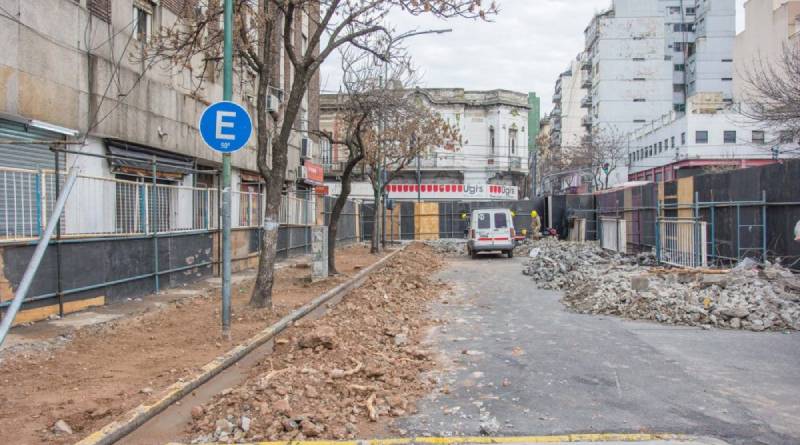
398,255,800,445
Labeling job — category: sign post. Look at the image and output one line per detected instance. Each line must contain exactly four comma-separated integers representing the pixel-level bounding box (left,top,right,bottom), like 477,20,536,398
198,0,252,337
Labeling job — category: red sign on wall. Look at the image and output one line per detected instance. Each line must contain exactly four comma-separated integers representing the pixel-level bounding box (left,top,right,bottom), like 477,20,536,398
304,161,324,185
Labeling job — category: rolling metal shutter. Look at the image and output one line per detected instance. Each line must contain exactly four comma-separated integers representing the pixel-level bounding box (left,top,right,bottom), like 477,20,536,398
0,119,65,170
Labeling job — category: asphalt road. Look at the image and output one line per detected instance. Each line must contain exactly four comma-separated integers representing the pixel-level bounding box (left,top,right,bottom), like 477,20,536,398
397,254,800,445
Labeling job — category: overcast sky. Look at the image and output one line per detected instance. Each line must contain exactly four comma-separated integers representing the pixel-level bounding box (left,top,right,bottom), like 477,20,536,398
319,0,747,114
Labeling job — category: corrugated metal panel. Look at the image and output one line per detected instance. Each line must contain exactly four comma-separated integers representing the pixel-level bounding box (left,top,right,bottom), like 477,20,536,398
0,119,64,170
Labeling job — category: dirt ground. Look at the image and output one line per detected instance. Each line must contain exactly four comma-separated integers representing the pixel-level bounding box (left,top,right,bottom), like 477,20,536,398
184,243,447,443
0,244,384,445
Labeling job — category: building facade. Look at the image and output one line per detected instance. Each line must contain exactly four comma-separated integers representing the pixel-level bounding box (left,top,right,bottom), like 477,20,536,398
550,57,590,163
0,0,321,236
627,93,794,181
320,88,530,202
582,0,736,186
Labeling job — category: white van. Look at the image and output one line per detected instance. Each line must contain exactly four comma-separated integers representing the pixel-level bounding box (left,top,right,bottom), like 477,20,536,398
466,208,516,259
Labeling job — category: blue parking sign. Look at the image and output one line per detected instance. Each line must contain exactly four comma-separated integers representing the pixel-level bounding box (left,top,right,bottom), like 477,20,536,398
199,101,253,153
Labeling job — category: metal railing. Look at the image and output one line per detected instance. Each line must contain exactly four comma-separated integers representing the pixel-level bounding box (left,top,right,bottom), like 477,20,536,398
0,167,316,242
657,218,708,268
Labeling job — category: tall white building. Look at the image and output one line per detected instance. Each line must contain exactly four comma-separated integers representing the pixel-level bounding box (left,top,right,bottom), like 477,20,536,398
550,57,590,161
583,0,736,186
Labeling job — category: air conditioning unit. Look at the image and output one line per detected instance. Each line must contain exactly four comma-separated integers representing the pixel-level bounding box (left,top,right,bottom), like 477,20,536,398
297,165,307,180
266,94,280,113
300,138,313,159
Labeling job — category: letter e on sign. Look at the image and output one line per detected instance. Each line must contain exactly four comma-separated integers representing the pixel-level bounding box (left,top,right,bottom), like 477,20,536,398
199,101,253,153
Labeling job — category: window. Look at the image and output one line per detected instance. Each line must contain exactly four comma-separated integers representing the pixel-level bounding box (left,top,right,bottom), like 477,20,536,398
779,130,794,143
633,77,646,81
509,129,518,155
721,77,733,81
320,138,332,164
655,172,663,183
723,131,736,144
674,42,685,52
658,141,663,152
633,57,645,62
633,98,646,102
489,127,495,153
673,84,684,93
685,7,696,15
681,132,686,145
633,119,646,123
674,104,686,112
674,64,686,72
696,131,709,144
673,23,695,32
493,212,508,229
721,58,733,62
668,6,681,14
664,138,669,150
477,213,491,229
133,2,153,42
671,136,675,148
752,130,765,144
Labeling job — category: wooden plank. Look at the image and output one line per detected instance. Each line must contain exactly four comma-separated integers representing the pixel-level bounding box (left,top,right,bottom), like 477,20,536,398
11,296,106,326
415,202,439,241
677,176,694,219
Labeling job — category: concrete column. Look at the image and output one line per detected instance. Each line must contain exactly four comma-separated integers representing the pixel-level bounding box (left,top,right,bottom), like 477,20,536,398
311,225,328,281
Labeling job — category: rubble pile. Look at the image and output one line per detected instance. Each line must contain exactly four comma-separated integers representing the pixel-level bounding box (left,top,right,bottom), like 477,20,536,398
423,239,467,256
187,243,447,443
523,240,800,331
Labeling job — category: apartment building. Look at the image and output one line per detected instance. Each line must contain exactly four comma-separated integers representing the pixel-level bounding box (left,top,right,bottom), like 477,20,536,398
550,57,590,162
583,0,736,186
0,0,320,318
628,0,800,182
320,88,530,202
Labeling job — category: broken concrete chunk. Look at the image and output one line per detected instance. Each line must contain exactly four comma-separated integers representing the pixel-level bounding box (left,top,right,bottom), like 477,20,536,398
298,326,336,349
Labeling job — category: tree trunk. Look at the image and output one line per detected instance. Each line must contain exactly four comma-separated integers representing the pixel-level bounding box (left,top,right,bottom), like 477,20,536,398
250,68,308,308
327,154,363,274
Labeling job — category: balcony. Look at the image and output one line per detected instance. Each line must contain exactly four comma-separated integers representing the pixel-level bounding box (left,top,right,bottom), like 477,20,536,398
580,95,592,108
553,120,562,131
552,106,562,116
323,161,347,174
581,76,592,89
581,115,593,127
552,92,562,103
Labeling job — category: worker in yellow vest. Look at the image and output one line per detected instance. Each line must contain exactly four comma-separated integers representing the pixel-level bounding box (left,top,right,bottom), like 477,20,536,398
530,210,542,240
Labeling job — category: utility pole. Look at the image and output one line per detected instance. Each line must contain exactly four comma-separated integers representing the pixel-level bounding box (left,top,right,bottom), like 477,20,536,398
221,0,233,338
414,133,421,203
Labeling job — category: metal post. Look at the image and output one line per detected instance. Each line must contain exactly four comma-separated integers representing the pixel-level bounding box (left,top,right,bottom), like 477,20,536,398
761,190,767,261
34,171,42,237
152,156,159,293
54,151,64,317
655,199,661,263
221,0,233,336
0,168,79,347
735,203,741,261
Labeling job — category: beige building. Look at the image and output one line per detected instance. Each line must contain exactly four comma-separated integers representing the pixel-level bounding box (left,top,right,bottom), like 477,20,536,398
0,0,319,192
734,0,800,100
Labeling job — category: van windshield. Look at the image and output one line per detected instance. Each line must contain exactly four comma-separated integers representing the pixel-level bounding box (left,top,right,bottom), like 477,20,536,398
477,213,491,229
494,212,508,229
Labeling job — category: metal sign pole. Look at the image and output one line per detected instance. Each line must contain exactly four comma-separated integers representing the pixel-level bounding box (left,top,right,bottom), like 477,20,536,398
221,0,233,337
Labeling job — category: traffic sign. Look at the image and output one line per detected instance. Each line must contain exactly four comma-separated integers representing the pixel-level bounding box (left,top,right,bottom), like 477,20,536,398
199,101,252,153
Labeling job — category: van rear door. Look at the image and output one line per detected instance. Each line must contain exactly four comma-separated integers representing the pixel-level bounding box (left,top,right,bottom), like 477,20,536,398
491,211,510,247
476,211,492,245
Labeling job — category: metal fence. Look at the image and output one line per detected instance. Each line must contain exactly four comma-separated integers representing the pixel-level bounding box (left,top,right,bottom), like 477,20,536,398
0,167,316,242
657,218,708,268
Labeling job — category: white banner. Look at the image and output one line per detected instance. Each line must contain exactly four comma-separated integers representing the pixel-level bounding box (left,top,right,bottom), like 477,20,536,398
385,182,518,201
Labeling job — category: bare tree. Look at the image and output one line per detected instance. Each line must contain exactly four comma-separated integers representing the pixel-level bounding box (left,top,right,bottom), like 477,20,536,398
316,45,409,273
741,41,800,151
363,90,457,253
146,0,495,308
572,128,627,190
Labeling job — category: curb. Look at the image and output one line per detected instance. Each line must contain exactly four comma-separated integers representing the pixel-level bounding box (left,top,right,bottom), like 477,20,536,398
164,433,716,445
75,246,406,445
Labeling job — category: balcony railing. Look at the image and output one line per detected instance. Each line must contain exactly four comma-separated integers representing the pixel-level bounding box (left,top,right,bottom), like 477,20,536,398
552,92,562,102
581,95,592,108
323,161,347,174
581,76,592,89
582,115,593,127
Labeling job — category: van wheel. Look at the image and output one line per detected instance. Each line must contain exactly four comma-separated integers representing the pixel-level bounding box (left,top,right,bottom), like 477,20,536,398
507,249,514,259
